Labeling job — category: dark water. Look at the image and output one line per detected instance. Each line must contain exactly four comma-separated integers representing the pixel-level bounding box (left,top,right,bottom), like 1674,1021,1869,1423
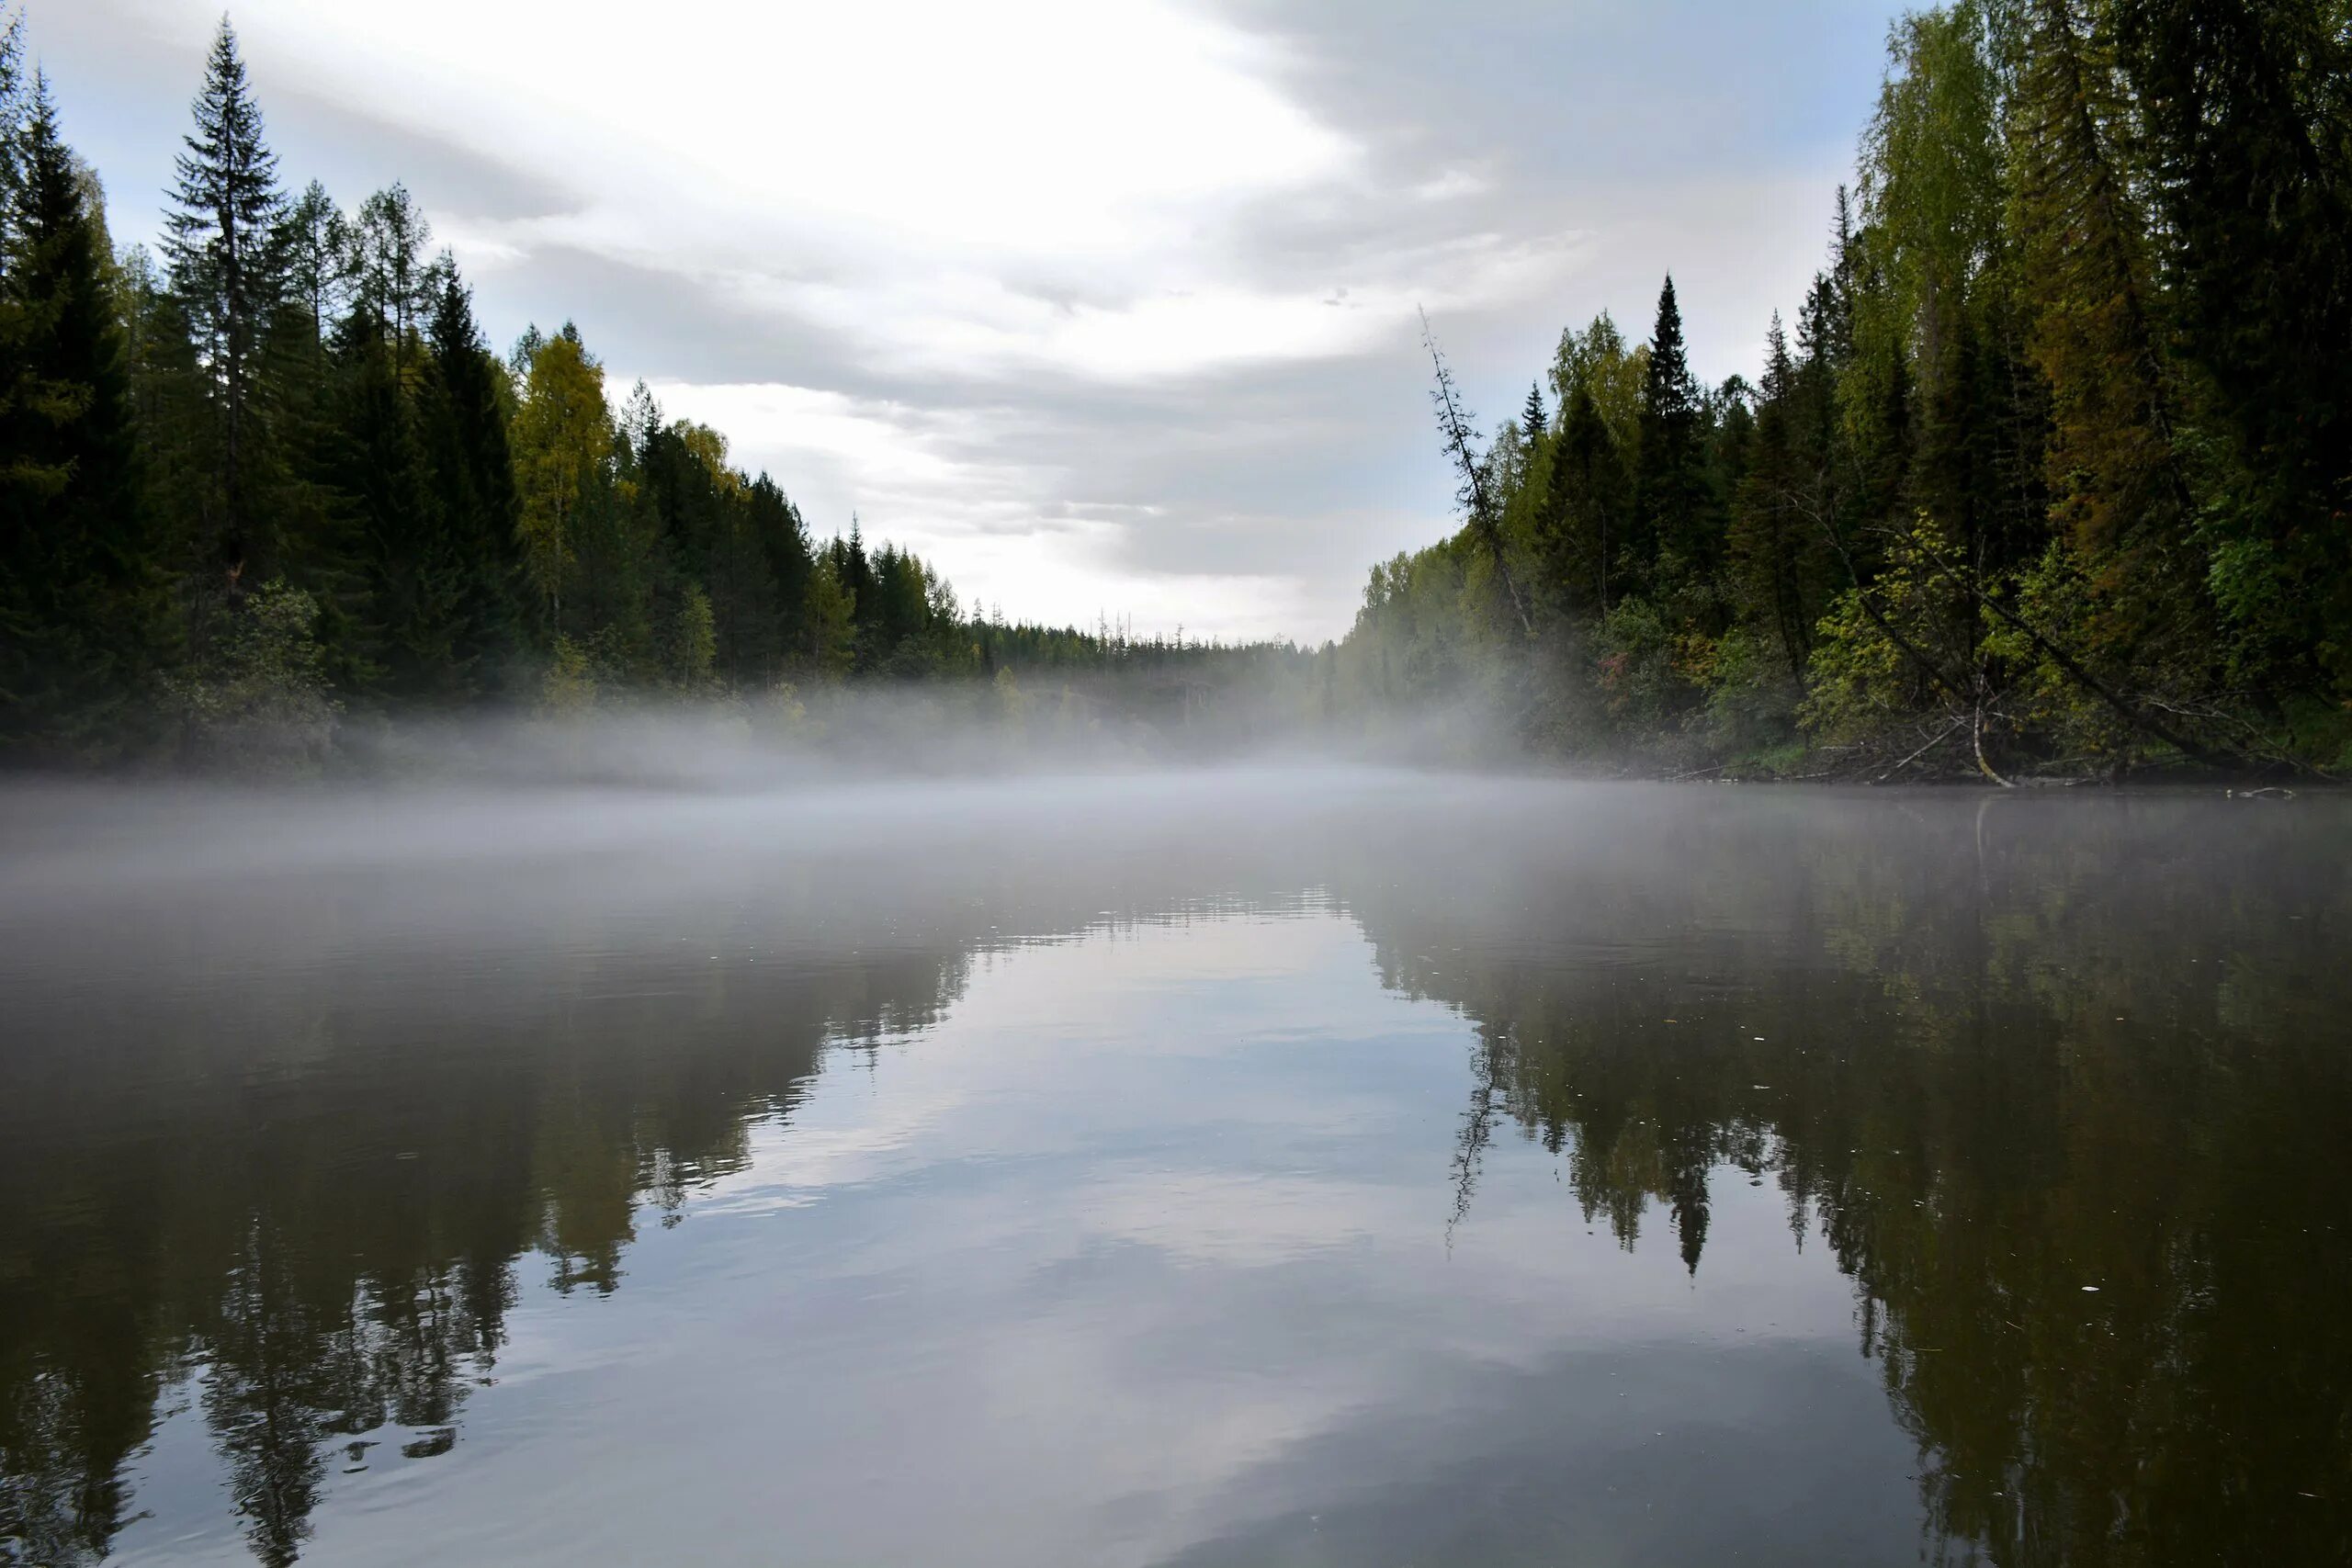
3,772,2346,1566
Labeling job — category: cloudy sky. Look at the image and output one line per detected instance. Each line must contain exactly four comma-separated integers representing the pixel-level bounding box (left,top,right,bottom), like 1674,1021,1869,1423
40,0,1895,641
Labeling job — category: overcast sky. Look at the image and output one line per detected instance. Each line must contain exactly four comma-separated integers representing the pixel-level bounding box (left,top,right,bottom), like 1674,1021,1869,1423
39,0,1894,642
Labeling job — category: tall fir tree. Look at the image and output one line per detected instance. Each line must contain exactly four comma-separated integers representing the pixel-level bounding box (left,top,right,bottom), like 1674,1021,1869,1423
163,16,286,581
1631,275,1713,592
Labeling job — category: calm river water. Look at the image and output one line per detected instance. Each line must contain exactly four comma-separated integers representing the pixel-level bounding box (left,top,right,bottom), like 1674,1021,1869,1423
2,772,2346,1566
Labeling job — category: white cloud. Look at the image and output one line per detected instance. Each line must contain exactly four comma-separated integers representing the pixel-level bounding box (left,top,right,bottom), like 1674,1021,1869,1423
51,0,1892,641
224,0,1353,257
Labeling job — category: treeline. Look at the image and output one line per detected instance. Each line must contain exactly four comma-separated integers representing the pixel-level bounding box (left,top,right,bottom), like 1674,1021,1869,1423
1332,0,2351,779
0,12,1292,772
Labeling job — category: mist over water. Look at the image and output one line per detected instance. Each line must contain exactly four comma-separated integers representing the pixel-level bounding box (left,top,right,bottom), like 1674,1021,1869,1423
4,761,2347,1566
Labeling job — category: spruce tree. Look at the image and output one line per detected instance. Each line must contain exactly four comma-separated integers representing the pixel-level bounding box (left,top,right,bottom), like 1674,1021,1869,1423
1521,382,1546,445
420,270,522,694
747,474,813,658
0,75,170,755
164,17,286,580
1632,275,1713,588
329,308,447,699
0,13,24,259
1728,315,1814,679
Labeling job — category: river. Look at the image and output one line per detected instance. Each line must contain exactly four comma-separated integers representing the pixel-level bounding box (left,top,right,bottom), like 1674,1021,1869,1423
3,772,2345,1565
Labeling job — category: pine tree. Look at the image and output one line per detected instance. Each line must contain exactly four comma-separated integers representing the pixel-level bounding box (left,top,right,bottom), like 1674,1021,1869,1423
164,17,285,580
0,74,170,755
318,311,434,697
1632,275,1713,589
1521,382,1546,445
1729,315,1815,679
419,269,522,694
0,12,24,262
840,517,876,660
747,473,812,659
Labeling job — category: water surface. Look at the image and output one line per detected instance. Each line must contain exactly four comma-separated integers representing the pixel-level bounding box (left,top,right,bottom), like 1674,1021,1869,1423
3,773,2346,1565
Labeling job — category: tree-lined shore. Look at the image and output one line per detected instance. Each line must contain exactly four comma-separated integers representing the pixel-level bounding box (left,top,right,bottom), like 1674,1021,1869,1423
1340,0,2350,781
0,12,1293,773
1,2,2346,779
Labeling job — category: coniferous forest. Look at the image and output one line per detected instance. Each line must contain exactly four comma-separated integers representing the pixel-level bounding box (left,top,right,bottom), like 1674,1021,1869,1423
1,2,2348,777
1342,0,2352,780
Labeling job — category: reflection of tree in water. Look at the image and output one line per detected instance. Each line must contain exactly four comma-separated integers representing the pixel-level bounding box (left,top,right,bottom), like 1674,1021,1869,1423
0,868,985,1566
1342,796,2352,1567
5,791,2348,1567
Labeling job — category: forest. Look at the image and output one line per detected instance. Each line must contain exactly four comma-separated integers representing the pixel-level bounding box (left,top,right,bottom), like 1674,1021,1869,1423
1,0,2347,777
1337,0,2352,780
0,9,1297,773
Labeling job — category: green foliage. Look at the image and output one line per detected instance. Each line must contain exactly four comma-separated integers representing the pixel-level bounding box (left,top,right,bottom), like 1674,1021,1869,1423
1334,0,2347,779
1591,596,1684,735
669,581,717,692
161,17,285,575
164,579,339,773
1799,517,1973,751
537,633,597,716
509,323,605,632
3,4,2345,781
0,69,170,760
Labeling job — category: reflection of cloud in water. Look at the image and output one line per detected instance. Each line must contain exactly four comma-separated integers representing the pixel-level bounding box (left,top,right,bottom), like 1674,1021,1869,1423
5,774,2348,1567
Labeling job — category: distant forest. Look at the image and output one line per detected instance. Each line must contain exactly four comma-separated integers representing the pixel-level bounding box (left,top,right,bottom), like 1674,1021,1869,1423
1,1,2347,777
0,10,1295,772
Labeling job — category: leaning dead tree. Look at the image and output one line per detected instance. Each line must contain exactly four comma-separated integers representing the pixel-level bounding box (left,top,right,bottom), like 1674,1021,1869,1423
1420,308,1533,636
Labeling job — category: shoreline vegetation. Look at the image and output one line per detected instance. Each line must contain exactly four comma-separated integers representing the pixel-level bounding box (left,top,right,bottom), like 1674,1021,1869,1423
2,2,2347,784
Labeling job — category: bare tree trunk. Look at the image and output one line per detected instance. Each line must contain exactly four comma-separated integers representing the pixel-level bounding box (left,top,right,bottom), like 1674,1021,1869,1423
1420,310,1533,637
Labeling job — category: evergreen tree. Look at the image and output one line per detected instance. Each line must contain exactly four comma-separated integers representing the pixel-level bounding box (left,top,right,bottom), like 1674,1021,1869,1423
419,270,522,695
1521,381,1546,445
1728,316,1816,679
0,12,24,259
2117,0,2352,691
329,308,449,699
1534,384,1629,617
746,473,812,660
1631,275,1713,590
0,74,169,756
803,547,855,677
163,17,285,579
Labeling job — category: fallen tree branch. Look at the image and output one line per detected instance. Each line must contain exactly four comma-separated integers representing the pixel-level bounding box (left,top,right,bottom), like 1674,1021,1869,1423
1877,716,1967,783
1907,538,2246,772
